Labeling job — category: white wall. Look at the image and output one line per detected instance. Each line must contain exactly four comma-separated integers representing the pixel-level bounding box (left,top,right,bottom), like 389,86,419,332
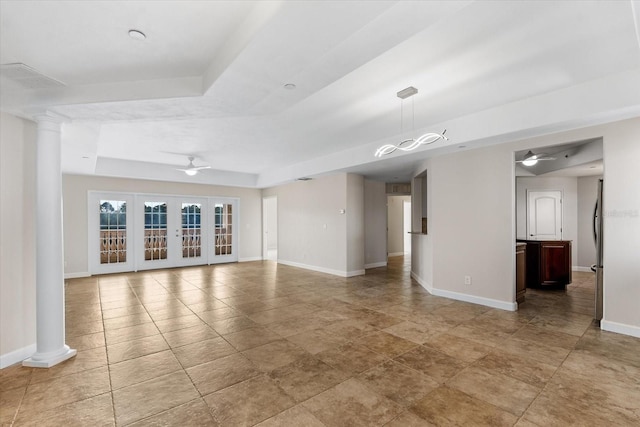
62,174,263,276
516,176,578,265
430,144,516,308
601,120,640,336
387,195,410,256
346,174,365,273
264,197,278,251
411,163,433,288
411,117,640,336
363,180,387,269
262,173,364,277
577,175,602,269
0,113,37,367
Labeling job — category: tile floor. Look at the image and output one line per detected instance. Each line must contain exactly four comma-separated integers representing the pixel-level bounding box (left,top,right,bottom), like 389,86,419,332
2,257,640,426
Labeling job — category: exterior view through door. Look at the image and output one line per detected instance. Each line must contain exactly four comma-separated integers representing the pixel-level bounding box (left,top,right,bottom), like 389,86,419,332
90,192,237,274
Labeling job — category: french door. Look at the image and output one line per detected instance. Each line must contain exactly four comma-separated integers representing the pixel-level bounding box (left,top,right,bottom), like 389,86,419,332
89,192,238,274
89,193,136,275
135,197,209,270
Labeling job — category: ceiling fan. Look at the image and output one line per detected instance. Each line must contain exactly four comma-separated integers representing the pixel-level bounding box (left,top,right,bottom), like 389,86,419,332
176,156,211,176
516,150,556,166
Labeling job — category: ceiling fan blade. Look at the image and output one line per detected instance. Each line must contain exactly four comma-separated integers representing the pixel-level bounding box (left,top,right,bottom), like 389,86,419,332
190,165,211,171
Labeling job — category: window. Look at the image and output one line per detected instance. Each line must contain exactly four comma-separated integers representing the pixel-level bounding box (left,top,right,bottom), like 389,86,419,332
182,203,202,258
144,202,167,260
99,200,127,264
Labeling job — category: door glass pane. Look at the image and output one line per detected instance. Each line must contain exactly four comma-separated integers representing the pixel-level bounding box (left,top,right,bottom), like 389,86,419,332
100,200,127,264
214,203,233,255
144,202,167,261
182,203,201,258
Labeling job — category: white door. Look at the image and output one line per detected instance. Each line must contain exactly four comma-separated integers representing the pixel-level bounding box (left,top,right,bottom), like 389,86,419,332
137,198,170,271
527,190,562,240
135,196,208,271
176,198,207,267
89,192,135,275
263,197,277,261
209,199,238,264
90,193,238,274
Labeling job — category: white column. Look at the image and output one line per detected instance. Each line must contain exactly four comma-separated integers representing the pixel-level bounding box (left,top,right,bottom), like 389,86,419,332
23,113,76,368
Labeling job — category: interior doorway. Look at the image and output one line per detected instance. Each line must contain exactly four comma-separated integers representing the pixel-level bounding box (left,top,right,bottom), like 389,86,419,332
387,195,410,257
263,196,277,261
403,200,411,254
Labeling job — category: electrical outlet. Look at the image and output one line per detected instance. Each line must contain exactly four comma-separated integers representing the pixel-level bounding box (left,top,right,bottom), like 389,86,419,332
464,275,472,285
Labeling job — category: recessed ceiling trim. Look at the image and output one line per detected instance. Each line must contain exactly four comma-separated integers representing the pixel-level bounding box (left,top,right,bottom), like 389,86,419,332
0,63,65,89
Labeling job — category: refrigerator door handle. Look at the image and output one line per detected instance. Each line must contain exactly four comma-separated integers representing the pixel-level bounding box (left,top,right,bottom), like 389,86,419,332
593,200,598,246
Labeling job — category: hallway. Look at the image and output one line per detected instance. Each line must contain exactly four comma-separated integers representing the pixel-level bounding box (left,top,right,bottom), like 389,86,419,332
2,258,639,426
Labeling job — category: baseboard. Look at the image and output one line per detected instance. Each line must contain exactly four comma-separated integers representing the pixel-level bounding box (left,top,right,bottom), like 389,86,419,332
0,343,36,369
239,257,262,262
64,272,90,279
601,320,640,339
277,259,364,278
409,271,516,312
388,252,405,257
365,261,387,269
573,266,594,272
430,288,517,312
411,271,433,293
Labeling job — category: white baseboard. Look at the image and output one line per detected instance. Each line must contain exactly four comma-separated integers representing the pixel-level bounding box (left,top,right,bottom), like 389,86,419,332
410,271,516,312
411,271,432,292
64,272,90,279
365,261,387,269
388,252,405,257
430,288,518,312
573,266,594,272
601,320,640,339
0,343,36,369
277,259,364,278
239,257,262,262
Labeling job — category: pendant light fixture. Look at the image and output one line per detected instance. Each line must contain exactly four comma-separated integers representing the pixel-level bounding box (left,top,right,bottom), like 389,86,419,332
375,86,448,157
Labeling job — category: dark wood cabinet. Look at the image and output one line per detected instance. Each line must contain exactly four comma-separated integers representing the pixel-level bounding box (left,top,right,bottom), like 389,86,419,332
516,243,526,303
516,243,527,304
518,240,572,288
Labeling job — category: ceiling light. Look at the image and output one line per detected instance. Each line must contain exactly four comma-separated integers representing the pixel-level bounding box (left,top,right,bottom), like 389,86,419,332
521,151,539,166
128,29,146,40
375,86,448,157
284,83,296,90
184,169,198,176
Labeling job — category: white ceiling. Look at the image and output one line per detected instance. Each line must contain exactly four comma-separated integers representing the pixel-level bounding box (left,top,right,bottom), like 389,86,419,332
2,0,640,187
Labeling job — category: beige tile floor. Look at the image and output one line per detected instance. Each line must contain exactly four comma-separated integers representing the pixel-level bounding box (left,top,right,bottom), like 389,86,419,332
2,257,640,426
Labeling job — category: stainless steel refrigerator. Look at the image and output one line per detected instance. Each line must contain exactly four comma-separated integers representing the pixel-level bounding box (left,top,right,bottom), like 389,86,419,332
593,179,604,322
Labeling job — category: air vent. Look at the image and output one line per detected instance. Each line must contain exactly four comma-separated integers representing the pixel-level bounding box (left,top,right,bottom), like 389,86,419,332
0,63,65,89
386,183,411,194
296,177,312,181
